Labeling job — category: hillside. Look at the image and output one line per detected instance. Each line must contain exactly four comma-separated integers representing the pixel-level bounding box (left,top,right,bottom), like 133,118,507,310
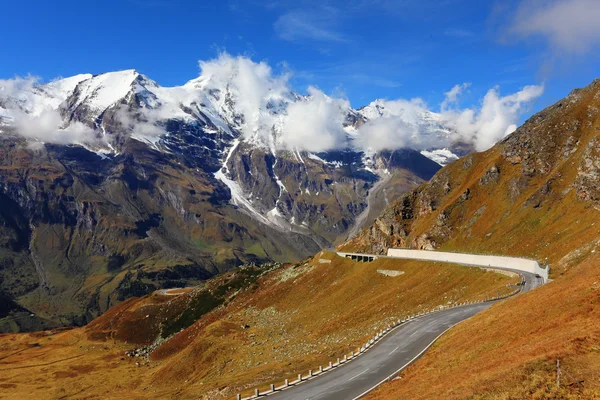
338,79,600,398
342,79,600,273
0,138,321,332
0,252,517,399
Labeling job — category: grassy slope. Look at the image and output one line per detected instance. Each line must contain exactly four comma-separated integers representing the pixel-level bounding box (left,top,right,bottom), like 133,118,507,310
0,252,517,399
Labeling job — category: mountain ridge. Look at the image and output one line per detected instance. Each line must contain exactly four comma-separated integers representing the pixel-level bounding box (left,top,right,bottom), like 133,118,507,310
0,68,448,331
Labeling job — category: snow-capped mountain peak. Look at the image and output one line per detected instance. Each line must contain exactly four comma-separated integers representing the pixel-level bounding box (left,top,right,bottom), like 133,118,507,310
0,67,458,250
2,69,468,168
359,98,440,122
68,70,156,115
35,74,93,109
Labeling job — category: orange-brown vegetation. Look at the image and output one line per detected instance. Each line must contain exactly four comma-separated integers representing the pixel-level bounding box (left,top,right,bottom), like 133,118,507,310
0,253,516,399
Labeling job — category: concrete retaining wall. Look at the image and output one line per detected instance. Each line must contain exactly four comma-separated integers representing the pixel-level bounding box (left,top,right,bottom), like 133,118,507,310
385,248,549,282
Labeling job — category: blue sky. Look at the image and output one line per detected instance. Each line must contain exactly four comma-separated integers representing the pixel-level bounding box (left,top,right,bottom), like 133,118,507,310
2,0,599,115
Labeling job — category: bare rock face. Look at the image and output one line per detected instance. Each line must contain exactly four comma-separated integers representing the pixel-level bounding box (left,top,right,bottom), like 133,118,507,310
575,137,600,205
413,233,436,250
479,165,500,186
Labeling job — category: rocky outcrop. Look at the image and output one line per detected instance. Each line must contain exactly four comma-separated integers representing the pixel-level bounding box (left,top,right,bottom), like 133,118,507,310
575,137,600,206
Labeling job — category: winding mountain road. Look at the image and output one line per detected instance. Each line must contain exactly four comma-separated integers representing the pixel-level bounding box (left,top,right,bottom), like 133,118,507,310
269,270,543,400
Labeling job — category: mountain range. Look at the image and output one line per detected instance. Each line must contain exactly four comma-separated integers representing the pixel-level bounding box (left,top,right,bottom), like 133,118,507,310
0,69,467,331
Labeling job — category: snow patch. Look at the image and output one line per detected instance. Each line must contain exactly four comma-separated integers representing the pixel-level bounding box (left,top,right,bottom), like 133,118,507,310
71,70,142,117
307,153,326,163
420,148,459,166
215,140,279,227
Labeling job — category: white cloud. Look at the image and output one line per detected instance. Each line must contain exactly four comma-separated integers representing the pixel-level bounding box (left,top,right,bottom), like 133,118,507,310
197,53,351,152
0,55,544,155
441,82,471,111
0,76,97,145
355,115,434,152
12,109,95,145
274,8,346,43
440,84,544,151
353,83,543,153
0,76,43,115
509,0,600,53
354,98,447,152
279,87,349,152
115,107,164,144
198,52,292,147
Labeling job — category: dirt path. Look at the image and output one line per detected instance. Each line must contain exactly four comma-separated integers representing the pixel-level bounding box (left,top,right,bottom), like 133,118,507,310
0,354,85,371
156,288,192,296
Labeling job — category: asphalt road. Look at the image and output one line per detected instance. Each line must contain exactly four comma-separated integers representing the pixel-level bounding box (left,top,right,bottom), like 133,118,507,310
269,270,541,400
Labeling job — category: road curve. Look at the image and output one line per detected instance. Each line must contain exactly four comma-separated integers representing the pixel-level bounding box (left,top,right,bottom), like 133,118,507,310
269,270,542,400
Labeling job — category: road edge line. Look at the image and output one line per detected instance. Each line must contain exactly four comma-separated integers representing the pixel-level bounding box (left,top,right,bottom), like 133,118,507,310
351,315,474,400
